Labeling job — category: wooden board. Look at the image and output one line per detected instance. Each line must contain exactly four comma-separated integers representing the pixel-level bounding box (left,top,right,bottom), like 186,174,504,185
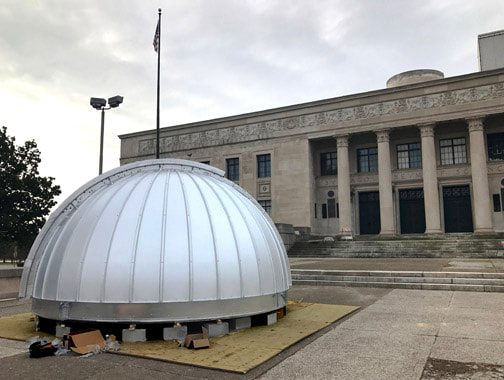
0,302,359,373
0,313,52,341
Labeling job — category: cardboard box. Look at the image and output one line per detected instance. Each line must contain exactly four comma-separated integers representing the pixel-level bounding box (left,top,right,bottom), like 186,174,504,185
183,326,210,349
63,329,106,355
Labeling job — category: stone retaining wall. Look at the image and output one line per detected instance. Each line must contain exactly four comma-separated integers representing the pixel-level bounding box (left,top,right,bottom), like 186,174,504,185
0,268,22,299
275,223,296,252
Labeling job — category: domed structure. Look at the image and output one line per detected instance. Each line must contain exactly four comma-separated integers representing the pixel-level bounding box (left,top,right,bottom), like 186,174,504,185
19,159,291,323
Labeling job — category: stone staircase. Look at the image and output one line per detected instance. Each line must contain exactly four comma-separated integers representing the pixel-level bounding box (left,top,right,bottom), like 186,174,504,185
291,269,504,292
288,233,504,258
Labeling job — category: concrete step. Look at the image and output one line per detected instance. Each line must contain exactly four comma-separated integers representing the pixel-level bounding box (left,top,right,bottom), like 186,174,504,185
290,269,504,292
292,279,504,292
287,239,504,258
291,243,503,248
292,274,504,286
291,269,504,278
288,251,504,259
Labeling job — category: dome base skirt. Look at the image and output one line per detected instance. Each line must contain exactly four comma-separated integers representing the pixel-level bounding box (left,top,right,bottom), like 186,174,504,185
32,292,288,323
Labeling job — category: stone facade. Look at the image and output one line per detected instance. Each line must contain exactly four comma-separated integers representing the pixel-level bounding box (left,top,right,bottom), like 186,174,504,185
120,68,504,236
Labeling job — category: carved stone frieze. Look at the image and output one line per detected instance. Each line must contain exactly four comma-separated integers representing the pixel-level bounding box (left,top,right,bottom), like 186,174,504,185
350,173,378,185
488,161,504,174
137,82,504,155
436,165,471,178
316,177,338,187
392,169,423,181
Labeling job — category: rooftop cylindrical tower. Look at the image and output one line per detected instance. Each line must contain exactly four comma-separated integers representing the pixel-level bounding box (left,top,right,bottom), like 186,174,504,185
386,69,444,88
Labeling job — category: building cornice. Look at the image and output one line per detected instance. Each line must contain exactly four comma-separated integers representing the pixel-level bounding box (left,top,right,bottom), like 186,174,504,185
122,68,504,157
120,68,504,140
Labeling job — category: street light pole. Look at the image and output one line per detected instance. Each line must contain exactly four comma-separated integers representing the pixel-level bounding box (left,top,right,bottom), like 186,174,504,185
90,96,124,176
99,108,105,175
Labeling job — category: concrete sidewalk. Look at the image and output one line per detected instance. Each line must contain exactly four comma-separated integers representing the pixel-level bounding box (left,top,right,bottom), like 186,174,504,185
261,289,504,379
289,257,504,273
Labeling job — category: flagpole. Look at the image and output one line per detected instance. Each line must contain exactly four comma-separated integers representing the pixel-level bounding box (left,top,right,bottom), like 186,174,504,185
156,8,161,159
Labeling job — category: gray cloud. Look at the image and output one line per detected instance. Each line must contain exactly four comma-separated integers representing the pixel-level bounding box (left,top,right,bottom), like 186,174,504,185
0,0,503,203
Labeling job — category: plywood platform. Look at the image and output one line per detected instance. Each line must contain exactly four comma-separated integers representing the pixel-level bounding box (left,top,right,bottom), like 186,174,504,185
0,302,358,373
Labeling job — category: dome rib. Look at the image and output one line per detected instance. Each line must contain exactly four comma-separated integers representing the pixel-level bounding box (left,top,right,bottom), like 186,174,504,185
213,177,264,296
175,171,194,302
98,172,152,303
68,175,135,302
50,176,130,300
187,173,221,300
198,174,245,298
227,182,278,295
129,171,162,302
237,193,290,289
158,171,172,302
33,225,61,299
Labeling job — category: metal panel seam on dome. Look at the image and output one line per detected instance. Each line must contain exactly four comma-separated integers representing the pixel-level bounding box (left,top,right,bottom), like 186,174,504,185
217,177,264,296
198,174,245,299
128,170,162,303
188,173,221,300
97,172,151,303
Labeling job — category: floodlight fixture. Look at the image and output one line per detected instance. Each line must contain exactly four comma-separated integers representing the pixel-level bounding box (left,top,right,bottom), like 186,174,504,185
90,97,107,110
108,95,124,108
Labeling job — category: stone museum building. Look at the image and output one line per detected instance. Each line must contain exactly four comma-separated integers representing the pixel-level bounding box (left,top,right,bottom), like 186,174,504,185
120,30,504,237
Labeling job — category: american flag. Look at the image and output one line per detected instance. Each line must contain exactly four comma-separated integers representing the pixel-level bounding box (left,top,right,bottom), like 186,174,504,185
153,21,160,52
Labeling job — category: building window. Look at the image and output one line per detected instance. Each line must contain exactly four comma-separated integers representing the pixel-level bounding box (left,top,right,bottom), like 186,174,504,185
200,160,210,165
488,133,504,161
226,158,239,181
397,142,422,169
314,203,317,218
493,194,501,212
328,199,336,218
258,200,271,216
322,204,327,219
257,154,271,178
440,138,467,165
358,147,378,172
320,152,337,176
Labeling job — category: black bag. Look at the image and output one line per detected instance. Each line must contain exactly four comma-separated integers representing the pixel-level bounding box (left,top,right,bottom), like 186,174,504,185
29,341,57,358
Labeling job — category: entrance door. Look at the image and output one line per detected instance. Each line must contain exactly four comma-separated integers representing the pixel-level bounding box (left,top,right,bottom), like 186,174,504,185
359,191,381,234
443,185,473,233
399,188,426,234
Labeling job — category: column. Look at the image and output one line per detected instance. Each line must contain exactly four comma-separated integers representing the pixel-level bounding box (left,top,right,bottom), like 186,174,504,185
336,135,352,234
467,117,493,233
376,130,395,234
419,123,442,233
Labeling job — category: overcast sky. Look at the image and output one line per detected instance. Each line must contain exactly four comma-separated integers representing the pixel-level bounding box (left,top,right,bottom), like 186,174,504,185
1,0,504,206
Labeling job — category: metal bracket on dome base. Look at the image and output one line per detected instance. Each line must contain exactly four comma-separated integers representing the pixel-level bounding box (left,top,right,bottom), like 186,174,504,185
32,292,288,323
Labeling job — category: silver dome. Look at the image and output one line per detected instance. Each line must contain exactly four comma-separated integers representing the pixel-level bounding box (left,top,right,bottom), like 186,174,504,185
19,159,291,322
